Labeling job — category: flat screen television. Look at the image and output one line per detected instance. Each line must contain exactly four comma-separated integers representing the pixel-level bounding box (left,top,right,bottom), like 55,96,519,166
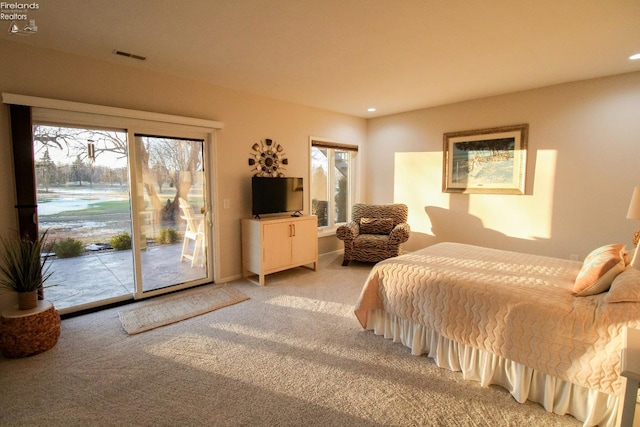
252,176,304,218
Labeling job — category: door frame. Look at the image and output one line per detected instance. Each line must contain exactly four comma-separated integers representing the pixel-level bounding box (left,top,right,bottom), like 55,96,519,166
128,129,216,299
4,93,224,311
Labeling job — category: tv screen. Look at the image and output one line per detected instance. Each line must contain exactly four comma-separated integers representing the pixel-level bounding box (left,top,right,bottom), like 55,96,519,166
252,177,304,217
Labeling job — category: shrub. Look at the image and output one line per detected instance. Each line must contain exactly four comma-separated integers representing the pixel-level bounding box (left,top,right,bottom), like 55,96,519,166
158,227,179,244
53,237,84,258
110,232,132,251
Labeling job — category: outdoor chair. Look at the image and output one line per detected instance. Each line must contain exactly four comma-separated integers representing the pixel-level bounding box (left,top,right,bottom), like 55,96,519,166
178,198,205,267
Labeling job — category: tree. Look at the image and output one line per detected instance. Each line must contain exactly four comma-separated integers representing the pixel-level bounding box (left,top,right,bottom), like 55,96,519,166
33,126,204,222
335,175,348,223
140,136,203,221
71,154,88,185
35,148,56,192
454,138,514,161
34,126,127,164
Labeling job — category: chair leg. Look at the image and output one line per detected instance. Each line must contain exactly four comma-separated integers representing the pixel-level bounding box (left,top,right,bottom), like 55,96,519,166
191,235,205,268
342,242,353,266
191,239,199,268
181,236,189,262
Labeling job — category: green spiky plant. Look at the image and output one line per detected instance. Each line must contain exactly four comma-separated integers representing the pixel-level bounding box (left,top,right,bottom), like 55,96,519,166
0,230,53,293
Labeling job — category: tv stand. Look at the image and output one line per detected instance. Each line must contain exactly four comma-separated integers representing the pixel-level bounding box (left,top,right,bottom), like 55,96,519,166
241,215,318,286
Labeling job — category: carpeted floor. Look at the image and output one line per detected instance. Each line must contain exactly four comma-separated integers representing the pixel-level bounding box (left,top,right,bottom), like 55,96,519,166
0,252,580,426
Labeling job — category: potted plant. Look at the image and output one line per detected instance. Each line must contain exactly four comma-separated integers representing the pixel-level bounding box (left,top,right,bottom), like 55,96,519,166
0,230,53,310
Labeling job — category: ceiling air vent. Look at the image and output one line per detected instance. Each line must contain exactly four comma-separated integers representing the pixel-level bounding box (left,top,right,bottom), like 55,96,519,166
112,50,146,61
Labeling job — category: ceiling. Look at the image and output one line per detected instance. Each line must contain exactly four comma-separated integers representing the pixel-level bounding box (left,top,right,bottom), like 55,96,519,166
2,0,640,118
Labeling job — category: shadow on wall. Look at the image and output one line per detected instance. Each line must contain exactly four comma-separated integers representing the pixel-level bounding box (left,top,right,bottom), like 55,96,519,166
406,206,547,255
427,206,509,247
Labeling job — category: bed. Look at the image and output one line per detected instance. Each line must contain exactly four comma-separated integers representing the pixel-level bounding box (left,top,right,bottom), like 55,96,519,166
354,242,640,427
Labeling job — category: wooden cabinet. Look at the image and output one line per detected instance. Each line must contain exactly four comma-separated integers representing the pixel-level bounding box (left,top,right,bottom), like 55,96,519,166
242,215,318,286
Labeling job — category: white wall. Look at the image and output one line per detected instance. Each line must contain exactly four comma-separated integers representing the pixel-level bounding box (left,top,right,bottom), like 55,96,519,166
0,40,365,281
2,39,638,278
367,71,640,260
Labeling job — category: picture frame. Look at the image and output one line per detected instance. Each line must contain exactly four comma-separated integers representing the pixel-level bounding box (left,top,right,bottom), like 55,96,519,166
442,123,528,194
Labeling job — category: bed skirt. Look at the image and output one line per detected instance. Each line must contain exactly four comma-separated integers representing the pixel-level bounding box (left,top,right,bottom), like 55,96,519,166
365,309,619,427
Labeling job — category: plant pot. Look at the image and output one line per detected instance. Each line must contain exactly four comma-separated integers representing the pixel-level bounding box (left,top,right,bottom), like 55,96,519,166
0,300,60,358
17,290,38,310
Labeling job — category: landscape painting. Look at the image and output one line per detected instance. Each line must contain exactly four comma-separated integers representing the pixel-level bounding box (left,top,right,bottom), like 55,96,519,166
442,124,528,194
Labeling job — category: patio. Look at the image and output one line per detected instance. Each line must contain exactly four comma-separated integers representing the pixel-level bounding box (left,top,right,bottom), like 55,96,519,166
44,243,207,313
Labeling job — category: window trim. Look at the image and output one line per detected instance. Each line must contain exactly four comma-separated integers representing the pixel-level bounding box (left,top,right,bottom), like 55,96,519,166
311,140,359,152
2,93,224,130
309,137,358,232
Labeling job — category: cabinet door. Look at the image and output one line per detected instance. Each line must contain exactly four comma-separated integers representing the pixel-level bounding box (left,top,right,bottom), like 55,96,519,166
263,222,293,270
291,218,317,264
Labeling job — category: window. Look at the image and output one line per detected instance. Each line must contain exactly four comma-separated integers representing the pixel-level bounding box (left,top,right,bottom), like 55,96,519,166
310,139,357,228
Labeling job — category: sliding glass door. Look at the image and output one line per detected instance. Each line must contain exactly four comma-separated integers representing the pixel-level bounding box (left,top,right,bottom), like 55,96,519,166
132,134,209,295
32,124,213,313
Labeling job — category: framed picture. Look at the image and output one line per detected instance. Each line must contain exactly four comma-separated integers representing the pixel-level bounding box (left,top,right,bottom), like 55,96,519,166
442,123,528,194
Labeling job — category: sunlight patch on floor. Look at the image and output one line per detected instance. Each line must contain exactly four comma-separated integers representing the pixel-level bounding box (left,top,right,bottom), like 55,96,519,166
264,295,354,318
145,326,438,425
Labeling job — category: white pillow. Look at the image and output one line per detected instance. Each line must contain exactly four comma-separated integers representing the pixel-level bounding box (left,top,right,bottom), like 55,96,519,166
573,244,626,296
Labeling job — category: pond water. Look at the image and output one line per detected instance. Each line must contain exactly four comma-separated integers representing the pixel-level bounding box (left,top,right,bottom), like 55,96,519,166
37,188,129,216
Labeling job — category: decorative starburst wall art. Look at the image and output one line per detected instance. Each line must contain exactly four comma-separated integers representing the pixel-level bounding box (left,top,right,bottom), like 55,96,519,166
248,138,288,177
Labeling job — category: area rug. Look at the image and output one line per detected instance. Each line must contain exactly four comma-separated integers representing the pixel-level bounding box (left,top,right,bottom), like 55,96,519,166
118,285,250,335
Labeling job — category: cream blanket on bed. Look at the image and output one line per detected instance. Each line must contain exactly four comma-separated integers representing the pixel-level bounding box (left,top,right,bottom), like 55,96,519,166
354,242,640,396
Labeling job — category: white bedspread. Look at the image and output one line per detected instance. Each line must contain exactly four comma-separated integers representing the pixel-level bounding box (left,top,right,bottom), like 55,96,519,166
354,242,640,396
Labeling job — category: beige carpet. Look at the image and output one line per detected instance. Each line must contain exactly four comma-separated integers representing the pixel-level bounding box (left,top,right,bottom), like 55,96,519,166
118,285,249,334
0,252,580,426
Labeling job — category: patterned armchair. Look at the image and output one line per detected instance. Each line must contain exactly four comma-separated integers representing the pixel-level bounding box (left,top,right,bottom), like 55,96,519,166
336,203,410,266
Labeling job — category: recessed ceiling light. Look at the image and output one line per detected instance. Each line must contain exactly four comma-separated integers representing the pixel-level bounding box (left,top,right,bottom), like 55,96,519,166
630,53,640,60
367,108,376,112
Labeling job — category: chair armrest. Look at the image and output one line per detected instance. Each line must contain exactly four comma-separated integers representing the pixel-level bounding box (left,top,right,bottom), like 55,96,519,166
336,221,360,241
181,214,205,221
389,223,410,244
